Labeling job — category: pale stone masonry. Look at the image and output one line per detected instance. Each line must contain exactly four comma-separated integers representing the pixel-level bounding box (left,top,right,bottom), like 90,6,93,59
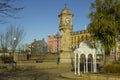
58,7,74,63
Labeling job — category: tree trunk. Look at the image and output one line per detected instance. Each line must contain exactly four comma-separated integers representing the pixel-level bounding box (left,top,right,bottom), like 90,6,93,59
103,50,110,66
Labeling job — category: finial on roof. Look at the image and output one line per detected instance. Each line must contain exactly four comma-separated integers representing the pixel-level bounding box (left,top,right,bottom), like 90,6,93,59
64,3,67,8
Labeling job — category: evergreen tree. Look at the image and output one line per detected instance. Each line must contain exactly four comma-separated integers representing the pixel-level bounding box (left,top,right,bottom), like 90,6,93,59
88,0,120,64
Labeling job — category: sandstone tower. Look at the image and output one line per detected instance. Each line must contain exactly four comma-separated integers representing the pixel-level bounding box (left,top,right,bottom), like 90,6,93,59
58,6,74,63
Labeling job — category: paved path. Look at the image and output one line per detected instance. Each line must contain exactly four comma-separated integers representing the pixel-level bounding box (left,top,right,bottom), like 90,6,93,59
1,63,119,80
0,68,72,80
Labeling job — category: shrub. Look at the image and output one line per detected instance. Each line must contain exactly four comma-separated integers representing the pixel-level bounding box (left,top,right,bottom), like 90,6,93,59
103,62,120,73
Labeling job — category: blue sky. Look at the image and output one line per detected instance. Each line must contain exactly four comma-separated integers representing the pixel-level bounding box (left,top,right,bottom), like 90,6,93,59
0,0,95,44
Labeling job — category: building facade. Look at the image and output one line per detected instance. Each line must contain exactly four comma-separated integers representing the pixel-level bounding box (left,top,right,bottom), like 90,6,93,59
47,34,60,53
47,30,91,53
47,6,120,63
26,39,47,54
71,30,91,49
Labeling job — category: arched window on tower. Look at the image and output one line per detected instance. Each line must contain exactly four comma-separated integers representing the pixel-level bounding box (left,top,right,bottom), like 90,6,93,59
81,35,84,41
86,35,88,41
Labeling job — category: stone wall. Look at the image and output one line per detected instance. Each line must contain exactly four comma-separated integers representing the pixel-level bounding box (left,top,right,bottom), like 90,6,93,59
28,54,56,60
14,53,27,61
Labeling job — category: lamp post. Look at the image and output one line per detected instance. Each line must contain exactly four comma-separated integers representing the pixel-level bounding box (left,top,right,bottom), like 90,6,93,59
28,44,34,54
57,33,59,53
13,37,16,53
13,37,16,61
12,37,17,70
30,45,34,54
2,47,5,64
56,32,60,64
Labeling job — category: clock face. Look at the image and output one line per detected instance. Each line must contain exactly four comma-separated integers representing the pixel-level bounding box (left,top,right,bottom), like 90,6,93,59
65,17,70,23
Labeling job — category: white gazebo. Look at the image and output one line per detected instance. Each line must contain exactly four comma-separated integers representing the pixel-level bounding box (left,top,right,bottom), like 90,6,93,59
74,41,97,75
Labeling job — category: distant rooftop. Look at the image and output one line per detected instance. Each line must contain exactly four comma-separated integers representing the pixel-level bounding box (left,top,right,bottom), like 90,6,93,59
71,30,88,35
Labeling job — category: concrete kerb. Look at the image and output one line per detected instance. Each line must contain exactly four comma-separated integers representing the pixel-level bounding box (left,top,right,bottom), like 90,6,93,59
60,72,120,80
61,73,120,80
60,72,82,79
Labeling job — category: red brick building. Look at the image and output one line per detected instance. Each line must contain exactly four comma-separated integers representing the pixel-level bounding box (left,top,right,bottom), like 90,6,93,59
47,34,61,53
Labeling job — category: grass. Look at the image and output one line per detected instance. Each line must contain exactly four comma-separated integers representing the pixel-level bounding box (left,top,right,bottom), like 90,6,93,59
16,63,72,71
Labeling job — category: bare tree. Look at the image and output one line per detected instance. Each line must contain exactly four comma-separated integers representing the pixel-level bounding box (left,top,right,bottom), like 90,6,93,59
0,32,9,52
7,25,25,53
0,0,24,23
0,25,25,53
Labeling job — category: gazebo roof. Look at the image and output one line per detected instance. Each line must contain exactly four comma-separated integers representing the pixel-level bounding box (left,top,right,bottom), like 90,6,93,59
74,41,97,58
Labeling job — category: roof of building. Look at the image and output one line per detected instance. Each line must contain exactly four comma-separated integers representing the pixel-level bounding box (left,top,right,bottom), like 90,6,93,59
71,30,88,35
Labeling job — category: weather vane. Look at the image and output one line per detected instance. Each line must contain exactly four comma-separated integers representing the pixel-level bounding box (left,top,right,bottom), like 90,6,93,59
64,3,67,8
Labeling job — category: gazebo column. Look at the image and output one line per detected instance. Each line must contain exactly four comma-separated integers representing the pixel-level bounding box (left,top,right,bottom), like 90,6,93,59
91,61,93,72
93,58,97,72
74,53,77,75
86,58,88,73
78,54,80,75
84,61,85,73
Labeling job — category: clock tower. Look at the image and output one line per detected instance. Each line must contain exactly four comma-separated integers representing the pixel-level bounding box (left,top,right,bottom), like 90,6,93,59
58,6,74,63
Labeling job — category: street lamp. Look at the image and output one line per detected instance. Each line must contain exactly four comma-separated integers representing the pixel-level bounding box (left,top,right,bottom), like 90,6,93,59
14,37,16,41
56,33,59,53
56,32,60,64
13,37,16,52
12,37,17,70
2,47,5,64
30,45,34,54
